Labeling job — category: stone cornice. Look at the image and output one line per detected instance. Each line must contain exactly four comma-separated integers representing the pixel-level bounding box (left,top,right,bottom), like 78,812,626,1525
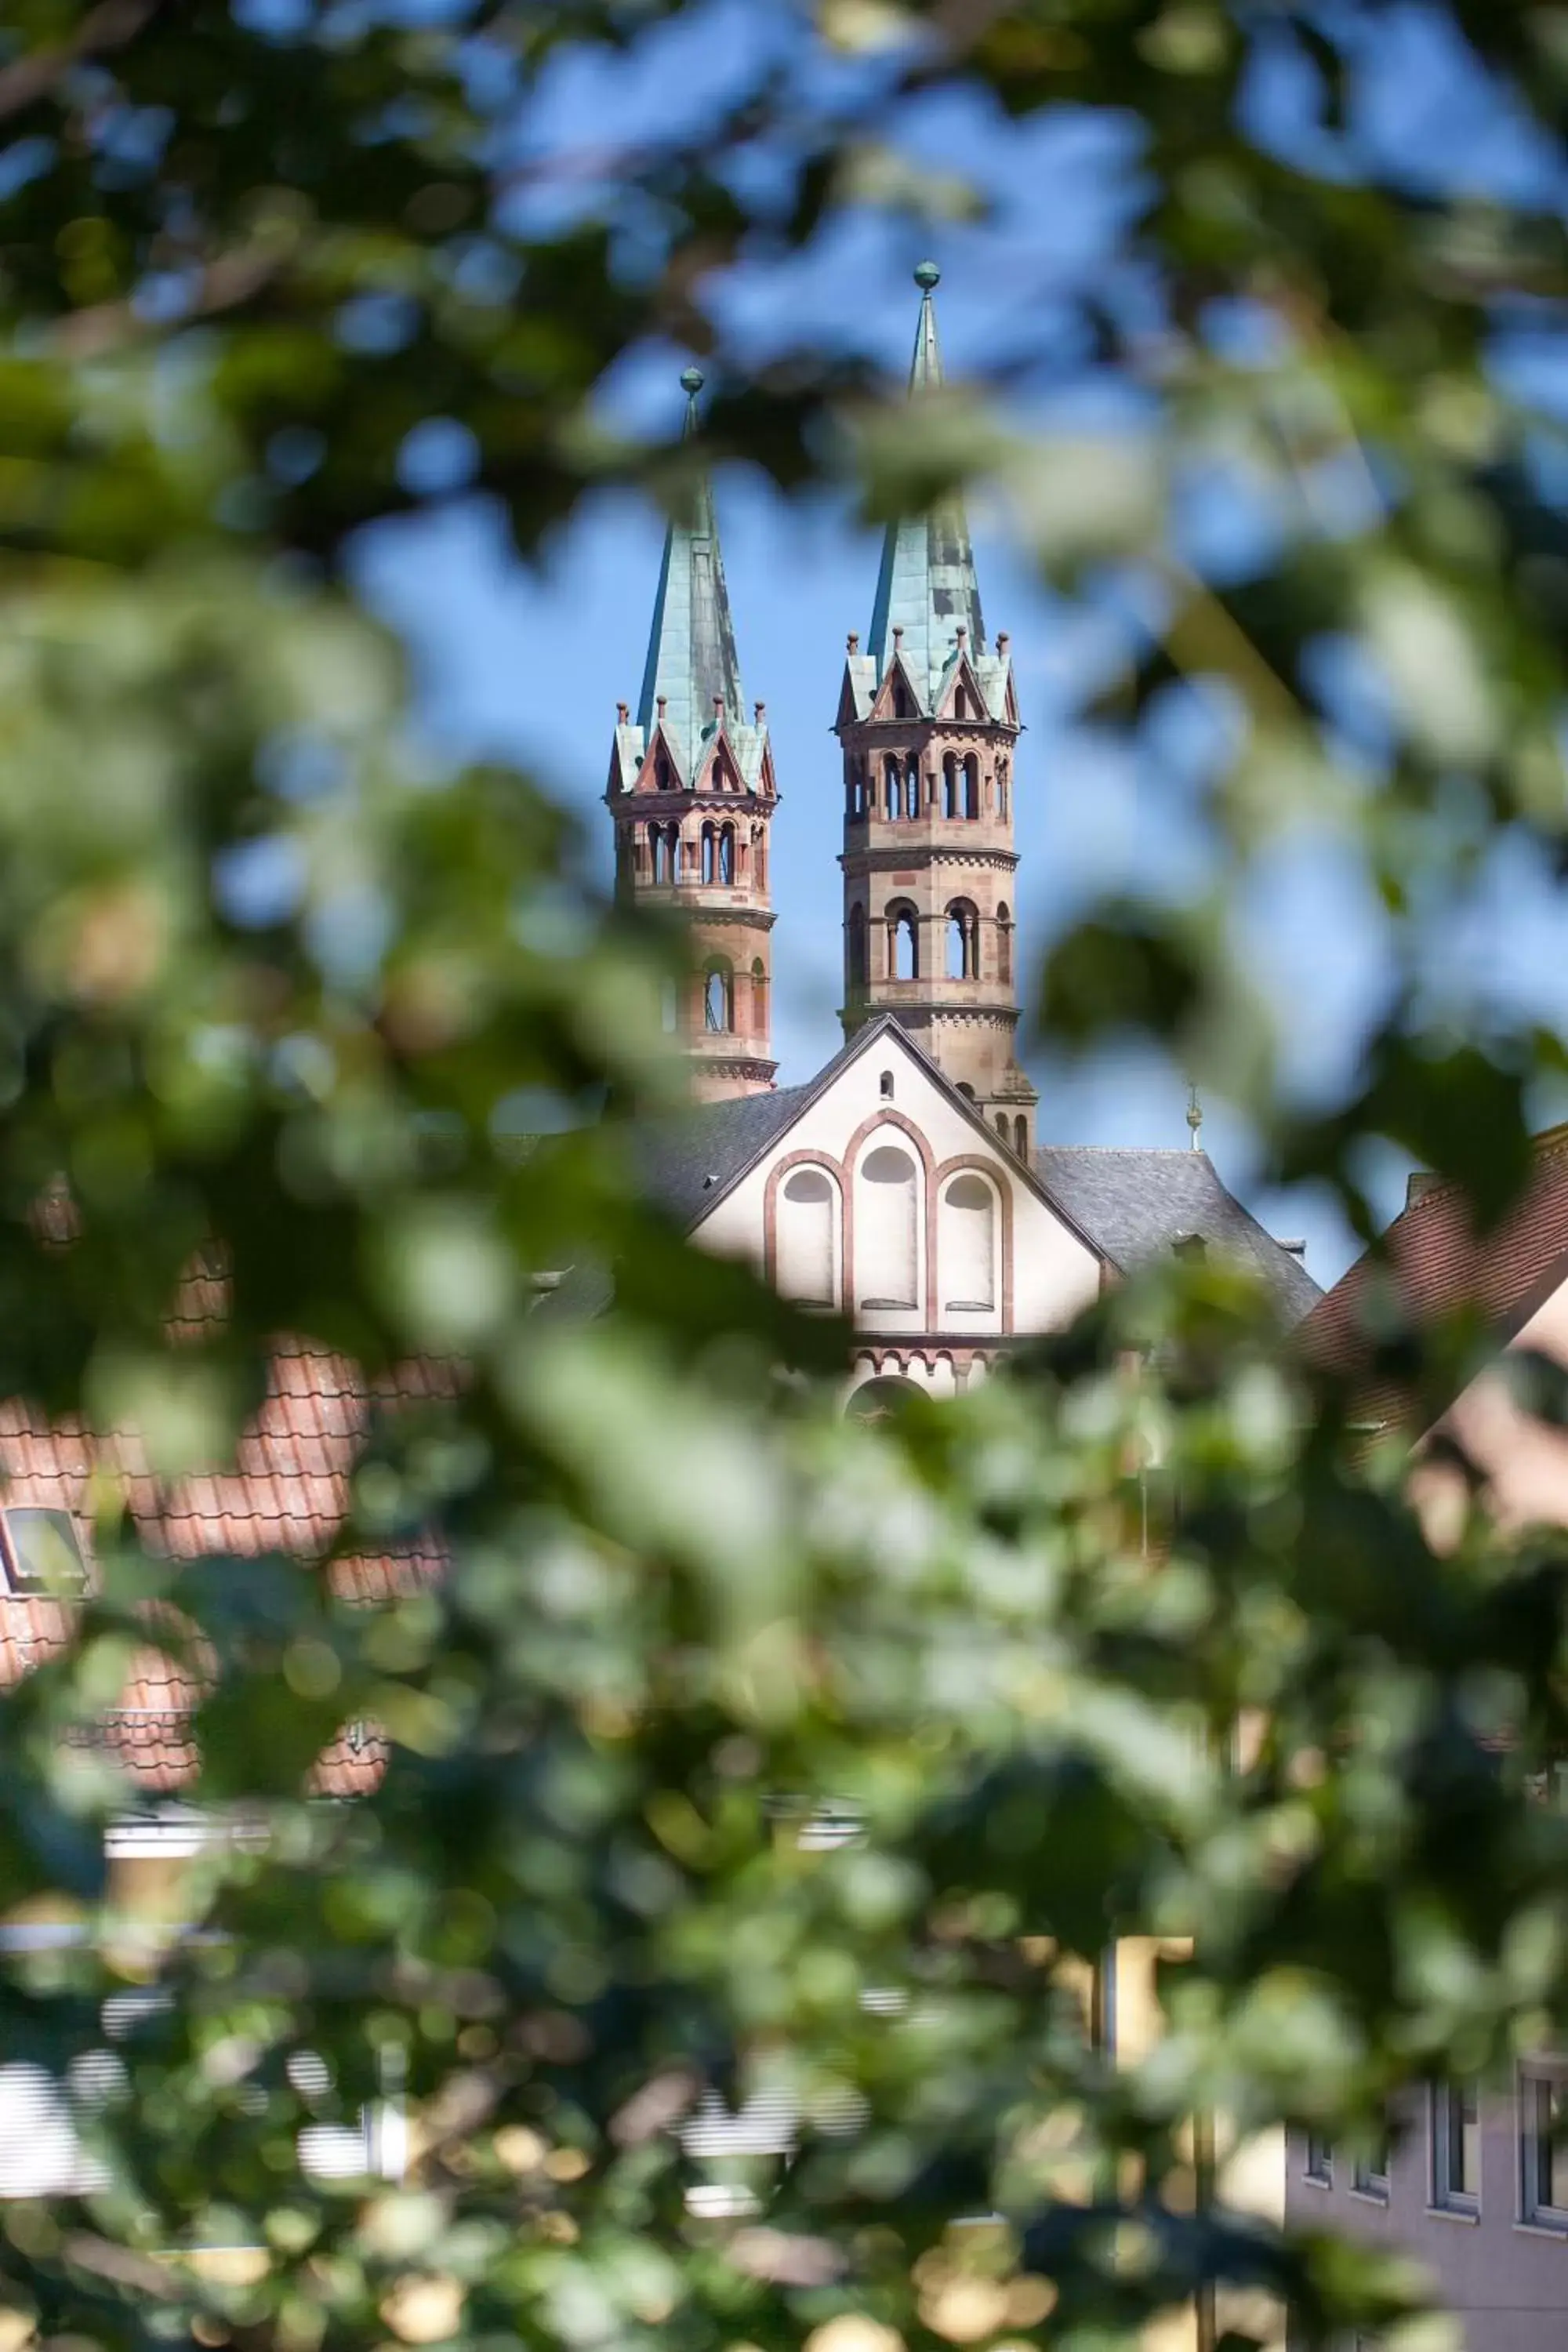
679,904,779,931
843,1002,1025,1035
834,717,1021,746
838,848,1021,877
608,788,778,814
692,1058,779,1084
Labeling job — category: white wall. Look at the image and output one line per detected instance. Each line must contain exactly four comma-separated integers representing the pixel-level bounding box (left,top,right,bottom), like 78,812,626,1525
1411,1268,1568,1543
693,1036,1101,1339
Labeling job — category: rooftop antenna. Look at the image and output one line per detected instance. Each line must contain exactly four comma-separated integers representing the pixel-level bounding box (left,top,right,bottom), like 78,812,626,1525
1186,1080,1203,1152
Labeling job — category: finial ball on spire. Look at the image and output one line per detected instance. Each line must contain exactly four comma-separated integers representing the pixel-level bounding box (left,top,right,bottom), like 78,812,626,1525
680,366,705,395
914,260,941,291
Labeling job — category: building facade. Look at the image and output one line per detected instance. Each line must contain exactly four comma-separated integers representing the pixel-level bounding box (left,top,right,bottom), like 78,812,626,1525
1287,1142,1568,2351
608,267,1318,1402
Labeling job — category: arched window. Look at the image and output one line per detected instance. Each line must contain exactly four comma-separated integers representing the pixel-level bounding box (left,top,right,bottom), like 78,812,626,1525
846,1374,924,1422
956,1081,975,1103
701,823,716,885
1014,1116,1029,1157
751,957,768,1034
848,902,868,989
647,820,666,883
754,826,767,890
856,1142,919,1310
719,824,735,885
954,685,968,720
666,823,682,880
997,760,1009,821
777,1167,837,1308
880,1069,895,1100
844,757,858,821
996,902,1013,985
655,749,673,791
942,752,959,820
888,902,919,982
893,675,911,720
964,754,980,819
941,1174,996,1314
884,756,902,822
995,1113,1007,1137
907,753,920,815
945,900,978,981
704,964,733,1033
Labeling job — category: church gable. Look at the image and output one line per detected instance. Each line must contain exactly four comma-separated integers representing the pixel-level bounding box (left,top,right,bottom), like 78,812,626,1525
869,648,927,724
690,1022,1102,1340
632,717,685,794
934,648,989,724
699,728,742,794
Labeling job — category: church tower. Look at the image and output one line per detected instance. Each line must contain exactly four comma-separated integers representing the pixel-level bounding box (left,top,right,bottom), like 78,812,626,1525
835,264,1037,1156
608,368,779,1102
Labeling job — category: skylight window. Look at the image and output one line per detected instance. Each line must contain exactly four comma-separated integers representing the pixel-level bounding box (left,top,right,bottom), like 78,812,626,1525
0,1508,88,1595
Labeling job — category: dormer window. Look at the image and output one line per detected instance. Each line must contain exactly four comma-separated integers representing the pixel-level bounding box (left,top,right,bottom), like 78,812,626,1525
1,1508,88,1595
893,677,911,720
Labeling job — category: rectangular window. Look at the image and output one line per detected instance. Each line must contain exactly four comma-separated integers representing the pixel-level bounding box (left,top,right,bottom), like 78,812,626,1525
0,1508,88,1595
1304,2133,1333,2187
1352,2124,1390,2201
1519,2067,1568,2229
1431,2082,1479,2212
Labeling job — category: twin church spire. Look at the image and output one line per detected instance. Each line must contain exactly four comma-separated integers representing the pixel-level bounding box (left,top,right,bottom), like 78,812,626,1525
608,269,1035,1151
606,368,779,1102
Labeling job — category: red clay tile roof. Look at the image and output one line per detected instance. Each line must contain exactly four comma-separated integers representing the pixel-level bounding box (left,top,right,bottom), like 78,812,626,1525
0,1341,451,1803
1298,1126,1568,1431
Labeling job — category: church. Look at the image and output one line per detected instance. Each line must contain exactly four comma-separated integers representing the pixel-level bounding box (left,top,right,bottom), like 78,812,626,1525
606,264,1319,1399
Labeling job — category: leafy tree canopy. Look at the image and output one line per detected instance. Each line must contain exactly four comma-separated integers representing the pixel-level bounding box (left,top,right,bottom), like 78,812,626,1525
0,6,1566,2350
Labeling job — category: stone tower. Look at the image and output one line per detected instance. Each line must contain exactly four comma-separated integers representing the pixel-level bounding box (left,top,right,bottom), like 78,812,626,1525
607,369,779,1102
835,263,1037,1156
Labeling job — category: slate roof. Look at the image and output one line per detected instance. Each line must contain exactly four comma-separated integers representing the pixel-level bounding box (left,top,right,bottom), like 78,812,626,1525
1034,1145,1322,1323
0,1323,452,1802
626,1083,815,1229
1299,1126,1568,1429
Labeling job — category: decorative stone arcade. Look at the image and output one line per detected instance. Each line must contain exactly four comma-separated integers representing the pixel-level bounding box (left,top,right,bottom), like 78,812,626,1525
834,264,1037,1158
605,368,779,1102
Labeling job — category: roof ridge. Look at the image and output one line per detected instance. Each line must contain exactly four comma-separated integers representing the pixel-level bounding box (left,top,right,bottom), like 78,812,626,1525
1037,1143,1208,1160
1395,1123,1568,1225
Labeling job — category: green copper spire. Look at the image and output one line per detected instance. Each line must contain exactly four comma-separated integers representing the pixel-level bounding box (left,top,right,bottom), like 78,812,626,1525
868,263,986,698
636,368,746,779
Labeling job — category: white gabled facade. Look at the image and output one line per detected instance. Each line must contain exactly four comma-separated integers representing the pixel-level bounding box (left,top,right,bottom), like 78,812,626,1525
689,1021,1102,1402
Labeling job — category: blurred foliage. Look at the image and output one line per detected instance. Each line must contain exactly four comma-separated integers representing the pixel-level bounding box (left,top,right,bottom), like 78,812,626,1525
0,5,1566,2352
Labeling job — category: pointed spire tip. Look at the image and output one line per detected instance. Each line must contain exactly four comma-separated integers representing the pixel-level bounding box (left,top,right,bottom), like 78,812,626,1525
914,260,941,290
680,366,705,395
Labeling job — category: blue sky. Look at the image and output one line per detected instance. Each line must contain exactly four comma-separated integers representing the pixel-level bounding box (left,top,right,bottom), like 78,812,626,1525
348,0,1568,1290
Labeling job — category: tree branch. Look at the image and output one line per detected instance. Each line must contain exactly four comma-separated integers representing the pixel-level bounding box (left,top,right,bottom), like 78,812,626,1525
0,0,167,125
